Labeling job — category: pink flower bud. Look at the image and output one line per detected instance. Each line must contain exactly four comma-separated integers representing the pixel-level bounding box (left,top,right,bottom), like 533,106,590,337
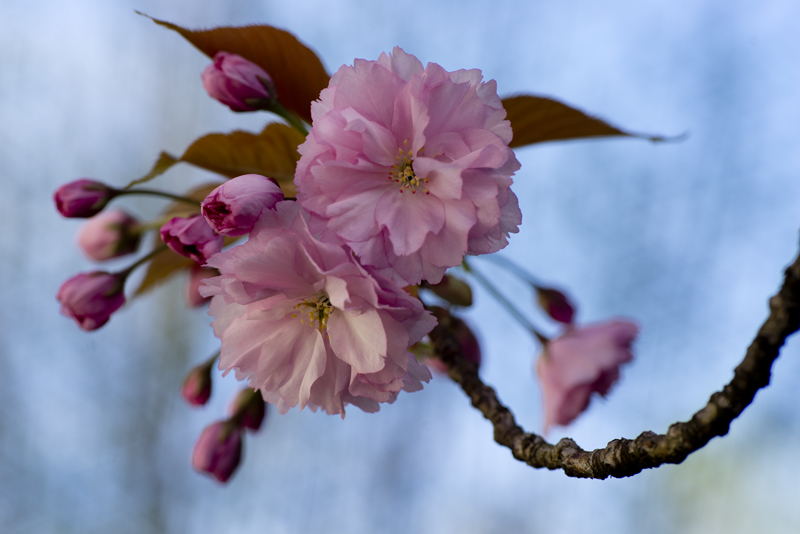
56,271,126,331
230,389,266,432
185,265,218,308
191,421,243,483
535,286,575,324
181,361,213,406
201,175,284,237
536,320,638,433
77,209,141,261
160,214,224,264
201,52,272,112
54,179,117,218
423,275,473,307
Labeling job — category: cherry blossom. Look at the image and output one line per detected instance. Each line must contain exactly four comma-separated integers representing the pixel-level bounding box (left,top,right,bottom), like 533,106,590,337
201,201,435,417
295,47,520,285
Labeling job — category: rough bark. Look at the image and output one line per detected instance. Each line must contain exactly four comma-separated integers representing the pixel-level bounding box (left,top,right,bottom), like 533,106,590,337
431,245,800,479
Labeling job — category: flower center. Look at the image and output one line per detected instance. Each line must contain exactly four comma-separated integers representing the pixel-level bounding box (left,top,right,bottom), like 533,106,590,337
389,140,429,195
292,294,333,332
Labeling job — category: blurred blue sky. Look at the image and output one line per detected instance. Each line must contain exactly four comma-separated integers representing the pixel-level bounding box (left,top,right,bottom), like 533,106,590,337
1,0,799,533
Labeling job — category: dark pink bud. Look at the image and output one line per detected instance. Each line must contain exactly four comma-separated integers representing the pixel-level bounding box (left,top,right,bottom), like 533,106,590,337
77,209,141,261
536,286,575,324
423,274,473,307
201,52,272,112
425,307,481,373
160,214,224,264
191,421,243,483
54,179,117,218
185,265,218,308
181,361,213,406
231,389,266,432
201,175,284,237
56,271,126,331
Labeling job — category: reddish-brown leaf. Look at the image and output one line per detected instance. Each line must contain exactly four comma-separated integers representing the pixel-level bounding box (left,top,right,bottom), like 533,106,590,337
141,13,329,123
502,95,668,148
124,152,178,189
179,122,304,197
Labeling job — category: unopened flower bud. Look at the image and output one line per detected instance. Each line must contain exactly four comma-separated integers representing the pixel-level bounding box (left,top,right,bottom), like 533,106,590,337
56,271,126,331
535,286,575,324
423,275,473,307
191,420,243,483
54,179,118,218
202,52,273,112
425,307,481,373
160,214,224,264
185,265,218,308
181,360,214,406
77,209,141,261
231,389,266,432
201,175,284,237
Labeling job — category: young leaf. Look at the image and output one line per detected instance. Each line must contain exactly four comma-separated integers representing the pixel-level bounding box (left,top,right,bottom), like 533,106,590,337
140,14,329,123
124,152,179,189
133,246,195,296
179,123,304,197
133,182,224,296
502,95,669,148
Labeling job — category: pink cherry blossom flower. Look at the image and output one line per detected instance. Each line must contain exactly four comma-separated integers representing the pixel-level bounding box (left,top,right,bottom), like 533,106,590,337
56,271,126,331
185,265,218,308
294,47,521,286
201,174,284,237
202,52,272,112
192,421,243,483
77,209,141,261
201,201,436,417
54,179,118,218
160,214,224,264
536,320,639,433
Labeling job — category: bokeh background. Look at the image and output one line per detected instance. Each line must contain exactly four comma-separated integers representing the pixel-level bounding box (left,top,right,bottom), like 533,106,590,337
2,0,799,532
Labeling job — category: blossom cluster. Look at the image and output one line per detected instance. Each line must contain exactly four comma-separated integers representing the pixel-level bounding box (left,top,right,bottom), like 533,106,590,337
53,44,640,481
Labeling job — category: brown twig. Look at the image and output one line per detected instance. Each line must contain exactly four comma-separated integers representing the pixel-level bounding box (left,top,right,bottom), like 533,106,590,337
431,243,800,479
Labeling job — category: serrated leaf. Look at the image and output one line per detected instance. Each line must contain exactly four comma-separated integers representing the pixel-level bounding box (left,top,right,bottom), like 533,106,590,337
503,95,669,148
133,182,224,296
124,152,179,189
178,122,304,197
140,13,329,124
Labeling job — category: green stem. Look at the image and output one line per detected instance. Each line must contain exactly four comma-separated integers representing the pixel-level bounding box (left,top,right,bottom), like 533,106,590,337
116,188,201,206
463,259,549,345
480,254,542,287
271,101,309,136
118,244,169,279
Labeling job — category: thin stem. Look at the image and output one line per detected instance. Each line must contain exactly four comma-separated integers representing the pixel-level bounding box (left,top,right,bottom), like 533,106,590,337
134,216,171,233
116,188,201,206
463,259,548,344
118,244,169,279
480,254,541,287
271,101,309,136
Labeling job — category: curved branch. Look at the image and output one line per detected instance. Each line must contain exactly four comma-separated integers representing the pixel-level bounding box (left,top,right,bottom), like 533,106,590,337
431,243,800,479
